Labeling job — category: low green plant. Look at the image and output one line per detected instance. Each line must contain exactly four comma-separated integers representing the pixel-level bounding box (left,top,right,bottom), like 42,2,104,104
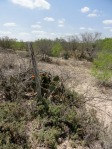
92,49,112,85
0,102,30,149
37,128,60,149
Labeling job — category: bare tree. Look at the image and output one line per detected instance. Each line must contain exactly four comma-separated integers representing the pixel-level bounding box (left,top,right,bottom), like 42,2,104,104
79,32,101,61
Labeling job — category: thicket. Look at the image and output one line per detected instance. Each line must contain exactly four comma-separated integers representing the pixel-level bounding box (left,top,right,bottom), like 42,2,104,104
32,33,101,61
0,32,101,61
0,37,26,51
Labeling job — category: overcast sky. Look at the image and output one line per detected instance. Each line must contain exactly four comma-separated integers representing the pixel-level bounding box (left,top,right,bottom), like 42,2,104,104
0,0,112,41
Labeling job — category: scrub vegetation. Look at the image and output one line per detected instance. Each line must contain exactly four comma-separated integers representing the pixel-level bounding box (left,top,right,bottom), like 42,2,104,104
0,32,112,149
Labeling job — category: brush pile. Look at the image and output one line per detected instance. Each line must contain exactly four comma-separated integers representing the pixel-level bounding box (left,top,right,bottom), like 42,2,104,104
0,68,69,102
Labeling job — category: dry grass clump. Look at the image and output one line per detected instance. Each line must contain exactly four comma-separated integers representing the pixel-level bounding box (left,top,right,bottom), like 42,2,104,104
0,53,16,70
99,124,112,149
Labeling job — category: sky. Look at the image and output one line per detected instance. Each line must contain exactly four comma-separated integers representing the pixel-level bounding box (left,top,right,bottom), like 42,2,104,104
0,0,112,41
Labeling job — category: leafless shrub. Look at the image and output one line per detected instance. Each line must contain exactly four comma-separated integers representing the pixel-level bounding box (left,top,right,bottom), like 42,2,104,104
0,53,16,70
16,50,30,58
39,55,52,63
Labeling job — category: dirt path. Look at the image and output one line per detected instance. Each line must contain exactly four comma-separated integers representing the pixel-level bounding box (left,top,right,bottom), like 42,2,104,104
38,58,112,126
